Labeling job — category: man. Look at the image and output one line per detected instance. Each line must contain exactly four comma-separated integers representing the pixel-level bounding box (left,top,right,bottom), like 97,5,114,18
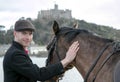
3,19,79,82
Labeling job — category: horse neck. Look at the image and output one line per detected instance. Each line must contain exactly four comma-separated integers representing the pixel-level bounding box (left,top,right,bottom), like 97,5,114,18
72,37,108,78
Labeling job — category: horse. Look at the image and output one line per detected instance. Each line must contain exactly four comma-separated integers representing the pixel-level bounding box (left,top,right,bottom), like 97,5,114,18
45,21,120,82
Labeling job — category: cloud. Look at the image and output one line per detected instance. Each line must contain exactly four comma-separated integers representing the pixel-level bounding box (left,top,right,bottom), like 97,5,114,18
0,0,120,29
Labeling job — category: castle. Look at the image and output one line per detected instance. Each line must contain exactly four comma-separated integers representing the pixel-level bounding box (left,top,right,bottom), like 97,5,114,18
37,4,72,19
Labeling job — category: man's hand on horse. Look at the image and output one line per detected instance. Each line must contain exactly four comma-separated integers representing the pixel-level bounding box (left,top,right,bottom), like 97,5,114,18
61,41,79,68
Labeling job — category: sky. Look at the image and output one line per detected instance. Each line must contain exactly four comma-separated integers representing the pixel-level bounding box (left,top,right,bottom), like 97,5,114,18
0,0,120,30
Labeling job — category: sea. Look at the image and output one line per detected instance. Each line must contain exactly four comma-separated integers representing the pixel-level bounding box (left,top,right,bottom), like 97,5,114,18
0,57,83,82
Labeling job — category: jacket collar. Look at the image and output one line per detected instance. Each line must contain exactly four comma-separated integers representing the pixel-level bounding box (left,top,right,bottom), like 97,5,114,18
12,41,24,51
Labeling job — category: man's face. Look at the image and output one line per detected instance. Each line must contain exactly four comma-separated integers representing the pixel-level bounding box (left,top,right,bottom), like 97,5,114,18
14,30,33,48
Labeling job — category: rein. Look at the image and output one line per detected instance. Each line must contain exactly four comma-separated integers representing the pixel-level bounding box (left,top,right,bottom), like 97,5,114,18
84,42,120,82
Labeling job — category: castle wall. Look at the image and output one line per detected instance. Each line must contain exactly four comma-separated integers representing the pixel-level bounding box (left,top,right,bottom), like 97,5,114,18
37,4,72,19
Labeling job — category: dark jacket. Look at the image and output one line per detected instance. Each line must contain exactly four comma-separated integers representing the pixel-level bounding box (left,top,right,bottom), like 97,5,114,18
3,41,64,82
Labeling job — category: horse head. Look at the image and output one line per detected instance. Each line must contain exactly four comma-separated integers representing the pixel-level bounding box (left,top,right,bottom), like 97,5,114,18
45,21,77,82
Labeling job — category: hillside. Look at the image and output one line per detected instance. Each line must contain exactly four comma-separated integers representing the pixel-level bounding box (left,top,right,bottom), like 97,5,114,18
1,18,120,45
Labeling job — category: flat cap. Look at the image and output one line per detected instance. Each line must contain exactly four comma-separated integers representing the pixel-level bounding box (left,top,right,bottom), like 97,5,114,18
14,20,35,31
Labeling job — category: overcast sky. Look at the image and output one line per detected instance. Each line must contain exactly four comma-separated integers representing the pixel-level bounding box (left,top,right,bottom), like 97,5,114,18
0,0,120,30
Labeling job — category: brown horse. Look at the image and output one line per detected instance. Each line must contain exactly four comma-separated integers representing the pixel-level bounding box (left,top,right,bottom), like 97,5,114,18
45,21,120,82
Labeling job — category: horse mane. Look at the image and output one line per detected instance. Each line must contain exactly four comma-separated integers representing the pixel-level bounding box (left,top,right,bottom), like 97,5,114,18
57,27,114,44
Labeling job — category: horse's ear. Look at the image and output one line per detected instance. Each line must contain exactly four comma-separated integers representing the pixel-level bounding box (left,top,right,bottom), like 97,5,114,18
53,21,59,35
73,21,78,29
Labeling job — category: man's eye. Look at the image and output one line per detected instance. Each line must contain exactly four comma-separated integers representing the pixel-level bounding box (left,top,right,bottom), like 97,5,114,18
22,32,26,34
29,32,33,35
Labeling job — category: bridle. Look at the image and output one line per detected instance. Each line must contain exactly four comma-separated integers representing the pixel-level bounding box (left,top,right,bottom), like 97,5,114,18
46,36,63,82
46,36,61,66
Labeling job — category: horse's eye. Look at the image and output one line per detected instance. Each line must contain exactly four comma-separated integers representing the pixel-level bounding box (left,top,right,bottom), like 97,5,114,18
46,45,50,50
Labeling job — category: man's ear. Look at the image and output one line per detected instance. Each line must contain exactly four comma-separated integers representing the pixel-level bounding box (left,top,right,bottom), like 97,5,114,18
13,31,16,37
13,31,18,39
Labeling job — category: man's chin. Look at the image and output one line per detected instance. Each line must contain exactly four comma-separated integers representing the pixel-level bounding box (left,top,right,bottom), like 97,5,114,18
23,44,30,47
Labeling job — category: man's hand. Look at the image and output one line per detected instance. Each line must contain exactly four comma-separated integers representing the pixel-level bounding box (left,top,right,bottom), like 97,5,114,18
61,41,79,68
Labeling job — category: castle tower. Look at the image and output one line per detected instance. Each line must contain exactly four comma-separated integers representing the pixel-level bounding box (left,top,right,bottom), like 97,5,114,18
54,4,58,10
